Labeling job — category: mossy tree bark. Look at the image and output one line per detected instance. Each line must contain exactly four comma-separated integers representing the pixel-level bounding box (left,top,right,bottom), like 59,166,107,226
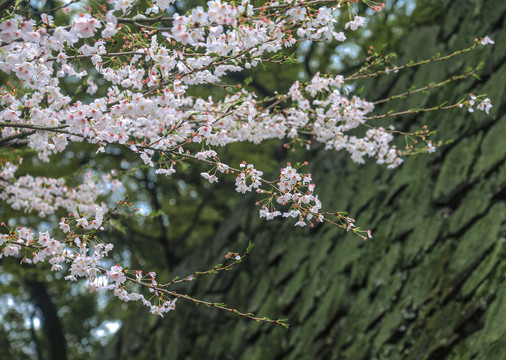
103,1,506,359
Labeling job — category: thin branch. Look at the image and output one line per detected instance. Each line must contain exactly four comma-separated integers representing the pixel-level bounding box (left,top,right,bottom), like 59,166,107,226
0,130,35,146
160,290,288,327
345,43,479,82
372,69,478,105
365,102,462,121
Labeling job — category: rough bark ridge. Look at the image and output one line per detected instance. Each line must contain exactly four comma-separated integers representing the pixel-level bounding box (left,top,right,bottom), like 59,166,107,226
104,1,506,359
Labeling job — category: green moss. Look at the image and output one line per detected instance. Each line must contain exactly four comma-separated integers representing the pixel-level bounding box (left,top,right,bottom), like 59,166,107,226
474,115,506,177
461,238,506,298
448,203,506,278
402,217,444,266
372,304,405,350
433,134,483,202
274,237,310,285
279,263,308,307
447,178,493,234
248,275,274,313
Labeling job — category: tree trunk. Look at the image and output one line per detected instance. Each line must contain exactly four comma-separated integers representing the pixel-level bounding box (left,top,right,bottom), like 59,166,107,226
103,0,506,359
26,280,68,360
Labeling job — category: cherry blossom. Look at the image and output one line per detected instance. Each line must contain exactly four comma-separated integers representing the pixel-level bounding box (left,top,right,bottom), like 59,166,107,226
0,0,494,323
481,36,495,45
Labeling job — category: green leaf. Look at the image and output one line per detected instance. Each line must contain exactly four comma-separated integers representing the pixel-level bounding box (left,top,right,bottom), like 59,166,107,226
247,241,255,252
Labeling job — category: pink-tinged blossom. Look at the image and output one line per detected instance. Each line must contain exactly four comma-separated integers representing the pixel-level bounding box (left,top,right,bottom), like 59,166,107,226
155,166,176,176
108,265,127,285
3,244,21,257
201,172,219,183
0,234,9,246
71,14,102,38
259,208,282,220
76,217,88,227
345,16,365,31
216,163,229,172
481,36,494,45
427,141,437,153
295,219,306,227
477,98,493,114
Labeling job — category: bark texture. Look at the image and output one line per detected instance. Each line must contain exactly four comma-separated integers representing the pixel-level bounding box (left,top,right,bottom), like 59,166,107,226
103,1,506,358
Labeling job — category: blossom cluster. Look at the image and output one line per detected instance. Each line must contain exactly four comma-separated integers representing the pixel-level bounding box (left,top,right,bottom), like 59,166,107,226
0,221,177,317
0,0,494,320
460,94,493,114
0,160,122,218
258,162,323,226
0,0,366,161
